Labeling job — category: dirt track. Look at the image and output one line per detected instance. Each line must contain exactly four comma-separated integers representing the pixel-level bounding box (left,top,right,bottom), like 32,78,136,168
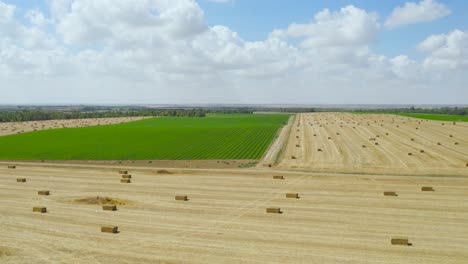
1,163,468,263
277,113,468,176
0,117,150,137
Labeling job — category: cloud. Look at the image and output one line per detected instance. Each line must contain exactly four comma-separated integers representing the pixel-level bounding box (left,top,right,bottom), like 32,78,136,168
0,0,465,104
385,0,450,29
0,1,14,23
419,30,468,70
277,5,379,48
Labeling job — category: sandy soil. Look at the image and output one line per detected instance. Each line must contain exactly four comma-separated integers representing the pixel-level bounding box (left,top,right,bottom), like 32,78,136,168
2,159,258,169
1,162,468,263
276,113,468,176
0,117,151,137
258,115,295,168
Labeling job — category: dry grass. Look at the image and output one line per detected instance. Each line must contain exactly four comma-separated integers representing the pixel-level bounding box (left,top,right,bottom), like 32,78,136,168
74,196,128,205
0,247,12,258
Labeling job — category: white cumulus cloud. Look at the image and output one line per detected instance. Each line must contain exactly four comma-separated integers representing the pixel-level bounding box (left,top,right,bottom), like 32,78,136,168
385,0,450,29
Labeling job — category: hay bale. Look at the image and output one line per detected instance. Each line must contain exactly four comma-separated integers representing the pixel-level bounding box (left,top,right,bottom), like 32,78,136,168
437,142,442,145
157,169,171,174
101,226,118,234
362,145,366,148
410,138,414,141
317,148,322,152
391,237,409,246
33,207,47,213
454,142,459,145
286,193,299,199
16,178,26,183
120,179,131,183
103,205,117,211
408,153,413,156
121,174,132,179
8,165,16,169
296,144,300,147
175,195,188,201
273,175,284,180
449,135,453,138
38,190,50,195
420,150,425,153
375,142,379,146
296,136,299,138
384,191,397,196
118,170,128,174
291,156,296,159
421,186,434,192
327,137,331,140
266,207,281,214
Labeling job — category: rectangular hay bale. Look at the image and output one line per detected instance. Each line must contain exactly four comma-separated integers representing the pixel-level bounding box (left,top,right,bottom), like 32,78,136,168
33,207,47,213
8,165,16,169
38,190,50,195
286,193,299,199
120,178,131,183
273,175,284,180
121,174,132,179
384,191,397,196
17,178,26,183
101,226,118,233
266,207,281,214
118,170,128,174
391,237,409,246
421,186,434,191
103,205,117,211
175,195,188,201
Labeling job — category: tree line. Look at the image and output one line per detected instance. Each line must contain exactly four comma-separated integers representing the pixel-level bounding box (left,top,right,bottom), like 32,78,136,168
0,109,208,122
352,106,468,115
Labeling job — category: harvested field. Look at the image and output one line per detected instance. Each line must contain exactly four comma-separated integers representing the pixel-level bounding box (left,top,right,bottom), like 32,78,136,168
276,113,468,176
1,163,468,263
0,117,150,137
73,196,129,205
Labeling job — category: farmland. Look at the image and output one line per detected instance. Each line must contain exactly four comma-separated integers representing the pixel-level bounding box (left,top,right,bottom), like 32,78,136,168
397,113,468,122
1,112,468,264
1,164,468,263
0,114,289,160
276,113,468,176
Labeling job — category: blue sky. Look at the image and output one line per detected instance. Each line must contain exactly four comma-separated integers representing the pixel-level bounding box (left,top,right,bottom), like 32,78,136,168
5,0,467,60
0,0,467,104
198,0,467,59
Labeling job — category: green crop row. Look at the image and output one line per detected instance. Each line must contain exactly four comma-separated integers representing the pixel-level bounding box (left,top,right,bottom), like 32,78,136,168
0,114,289,160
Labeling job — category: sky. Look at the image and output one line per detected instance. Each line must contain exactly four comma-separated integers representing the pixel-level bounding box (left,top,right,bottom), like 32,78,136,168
0,0,467,105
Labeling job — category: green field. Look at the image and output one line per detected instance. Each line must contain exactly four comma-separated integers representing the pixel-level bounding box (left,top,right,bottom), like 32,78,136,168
0,114,289,160
397,113,468,122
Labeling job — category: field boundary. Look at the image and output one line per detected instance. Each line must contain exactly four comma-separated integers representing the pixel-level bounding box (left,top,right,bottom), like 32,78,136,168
2,160,467,179
257,114,295,167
